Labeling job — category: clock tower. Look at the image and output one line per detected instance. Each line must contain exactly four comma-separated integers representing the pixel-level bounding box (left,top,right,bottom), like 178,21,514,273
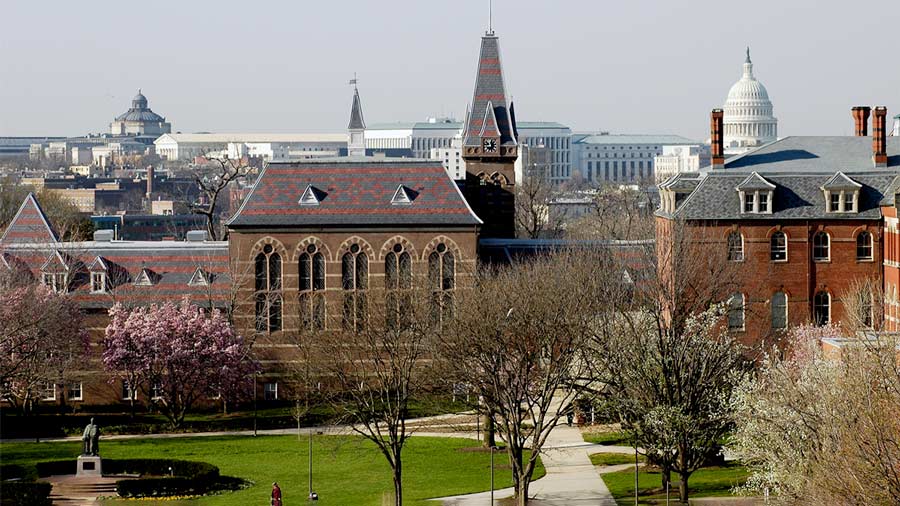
461,30,518,238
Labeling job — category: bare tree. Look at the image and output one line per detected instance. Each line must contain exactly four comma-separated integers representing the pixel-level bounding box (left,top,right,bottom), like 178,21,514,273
442,251,604,505
566,184,655,241
313,286,437,506
190,157,253,241
515,173,566,239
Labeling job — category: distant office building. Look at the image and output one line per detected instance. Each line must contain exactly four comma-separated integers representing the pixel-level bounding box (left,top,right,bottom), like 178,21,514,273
366,120,571,182
0,137,65,158
91,213,206,241
155,133,347,162
430,143,466,180
723,48,778,154
653,144,710,183
572,134,699,184
109,90,171,139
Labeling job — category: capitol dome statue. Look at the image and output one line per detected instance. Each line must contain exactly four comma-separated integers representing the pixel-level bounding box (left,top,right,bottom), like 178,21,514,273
723,48,777,154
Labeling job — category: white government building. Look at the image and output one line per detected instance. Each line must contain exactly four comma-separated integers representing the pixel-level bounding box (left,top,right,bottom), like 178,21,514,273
571,134,701,184
153,133,347,161
723,48,778,154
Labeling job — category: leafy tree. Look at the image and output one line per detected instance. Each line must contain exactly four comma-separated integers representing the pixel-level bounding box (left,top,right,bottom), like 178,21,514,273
102,298,258,428
0,181,93,241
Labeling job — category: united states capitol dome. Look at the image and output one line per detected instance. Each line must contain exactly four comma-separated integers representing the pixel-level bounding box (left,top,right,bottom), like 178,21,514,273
723,48,778,154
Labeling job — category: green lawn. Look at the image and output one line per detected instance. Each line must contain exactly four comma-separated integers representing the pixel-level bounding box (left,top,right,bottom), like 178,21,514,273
0,435,543,505
601,463,749,505
581,430,632,446
590,452,645,467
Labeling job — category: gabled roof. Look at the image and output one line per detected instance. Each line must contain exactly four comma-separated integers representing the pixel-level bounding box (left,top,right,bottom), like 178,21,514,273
348,86,366,130
40,250,72,273
735,172,776,191
0,193,58,245
462,33,517,148
478,101,502,138
391,185,416,206
134,267,157,286
87,256,108,272
188,267,210,286
227,158,482,228
821,171,862,191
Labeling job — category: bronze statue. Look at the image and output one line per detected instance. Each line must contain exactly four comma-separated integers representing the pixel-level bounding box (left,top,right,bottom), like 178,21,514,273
81,417,99,456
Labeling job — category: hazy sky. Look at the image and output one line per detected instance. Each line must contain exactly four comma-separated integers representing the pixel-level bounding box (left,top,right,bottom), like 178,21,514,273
2,0,898,140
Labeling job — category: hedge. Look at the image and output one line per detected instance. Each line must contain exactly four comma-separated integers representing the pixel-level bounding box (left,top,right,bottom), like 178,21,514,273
0,463,36,482
0,481,52,506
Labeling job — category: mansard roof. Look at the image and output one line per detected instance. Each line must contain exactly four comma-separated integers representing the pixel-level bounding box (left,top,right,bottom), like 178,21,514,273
0,193,58,245
227,158,482,228
462,33,517,148
658,136,900,221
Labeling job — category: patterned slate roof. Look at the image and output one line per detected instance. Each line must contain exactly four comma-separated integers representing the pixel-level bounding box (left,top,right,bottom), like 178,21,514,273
1,240,231,309
0,193,58,245
660,136,900,221
462,34,517,148
227,158,482,228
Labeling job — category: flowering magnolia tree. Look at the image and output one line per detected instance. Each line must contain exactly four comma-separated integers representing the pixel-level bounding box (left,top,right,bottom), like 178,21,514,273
102,298,258,428
0,275,88,413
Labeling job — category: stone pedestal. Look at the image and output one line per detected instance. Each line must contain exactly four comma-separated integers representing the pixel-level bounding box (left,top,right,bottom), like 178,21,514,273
76,455,102,477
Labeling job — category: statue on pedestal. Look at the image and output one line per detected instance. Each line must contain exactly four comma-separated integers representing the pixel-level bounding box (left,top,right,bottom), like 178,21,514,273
82,418,100,456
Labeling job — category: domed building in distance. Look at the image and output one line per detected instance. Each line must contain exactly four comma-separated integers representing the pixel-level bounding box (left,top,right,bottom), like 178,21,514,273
723,48,777,154
109,90,171,138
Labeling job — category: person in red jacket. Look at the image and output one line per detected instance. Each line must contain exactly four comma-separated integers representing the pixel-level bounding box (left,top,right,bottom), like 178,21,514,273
271,482,282,506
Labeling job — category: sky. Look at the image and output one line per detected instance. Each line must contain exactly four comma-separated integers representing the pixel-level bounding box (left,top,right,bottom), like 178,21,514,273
1,0,898,141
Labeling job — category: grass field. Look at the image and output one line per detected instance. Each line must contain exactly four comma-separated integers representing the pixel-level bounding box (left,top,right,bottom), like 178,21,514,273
1,434,543,505
601,462,749,505
590,452,645,467
581,429,632,446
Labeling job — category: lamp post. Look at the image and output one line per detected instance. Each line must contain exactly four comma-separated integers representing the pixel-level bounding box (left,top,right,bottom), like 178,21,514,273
634,444,639,506
253,372,258,437
490,445,497,505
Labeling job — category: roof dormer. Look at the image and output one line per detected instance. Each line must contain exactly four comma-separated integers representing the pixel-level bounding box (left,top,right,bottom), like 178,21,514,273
821,172,861,214
391,185,417,206
88,256,109,294
134,267,158,287
40,250,71,293
299,184,325,206
735,172,775,214
188,267,211,287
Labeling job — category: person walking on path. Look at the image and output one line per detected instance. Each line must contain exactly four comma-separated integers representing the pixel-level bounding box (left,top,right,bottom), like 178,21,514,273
271,482,282,506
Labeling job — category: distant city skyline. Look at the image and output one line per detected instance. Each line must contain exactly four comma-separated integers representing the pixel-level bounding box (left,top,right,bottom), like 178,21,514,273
1,0,897,140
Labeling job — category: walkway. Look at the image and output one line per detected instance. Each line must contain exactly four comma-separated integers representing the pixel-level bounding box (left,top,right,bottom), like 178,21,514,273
434,420,617,505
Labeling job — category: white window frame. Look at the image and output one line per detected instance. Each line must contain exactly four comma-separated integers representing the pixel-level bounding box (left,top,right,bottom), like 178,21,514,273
727,293,746,331
856,231,874,261
41,382,56,401
727,232,744,262
770,231,788,262
90,272,107,293
122,381,137,401
813,232,830,262
264,382,278,401
68,382,83,401
814,291,831,326
150,382,163,401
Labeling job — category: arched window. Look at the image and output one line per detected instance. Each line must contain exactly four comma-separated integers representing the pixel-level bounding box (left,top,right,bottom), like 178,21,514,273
813,232,830,261
342,244,368,331
385,243,412,329
770,231,787,261
428,243,455,325
299,244,326,331
727,232,744,262
814,291,830,325
771,291,788,329
254,244,282,332
856,232,873,261
727,293,745,331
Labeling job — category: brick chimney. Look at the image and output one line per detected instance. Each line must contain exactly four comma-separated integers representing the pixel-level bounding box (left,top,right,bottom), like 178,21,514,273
851,106,871,136
145,165,154,199
873,106,888,168
710,109,725,169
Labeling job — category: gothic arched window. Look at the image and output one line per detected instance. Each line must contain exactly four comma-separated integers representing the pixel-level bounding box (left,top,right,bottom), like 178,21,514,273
385,243,412,329
254,244,282,332
428,242,455,325
342,244,368,331
299,244,326,331
814,291,830,326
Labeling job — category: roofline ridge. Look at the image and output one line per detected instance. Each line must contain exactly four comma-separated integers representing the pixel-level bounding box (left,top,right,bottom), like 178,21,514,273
225,162,270,227
0,192,59,245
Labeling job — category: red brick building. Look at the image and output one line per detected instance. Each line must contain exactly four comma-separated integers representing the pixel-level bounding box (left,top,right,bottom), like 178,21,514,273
658,106,899,343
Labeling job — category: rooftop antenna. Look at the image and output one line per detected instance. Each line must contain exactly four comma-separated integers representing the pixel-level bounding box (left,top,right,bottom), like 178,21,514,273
488,0,493,35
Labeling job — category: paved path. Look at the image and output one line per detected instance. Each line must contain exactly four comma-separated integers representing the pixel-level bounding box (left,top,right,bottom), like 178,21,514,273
434,420,617,505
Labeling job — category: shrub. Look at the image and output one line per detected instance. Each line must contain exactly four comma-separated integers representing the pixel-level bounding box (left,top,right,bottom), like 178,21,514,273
0,481,52,506
0,464,36,481
34,460,75,477
116,477,203,498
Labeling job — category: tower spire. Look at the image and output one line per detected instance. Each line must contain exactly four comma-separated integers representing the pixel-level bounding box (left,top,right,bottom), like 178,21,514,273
488,0,493,35
347,75,366,157
742,47,754,79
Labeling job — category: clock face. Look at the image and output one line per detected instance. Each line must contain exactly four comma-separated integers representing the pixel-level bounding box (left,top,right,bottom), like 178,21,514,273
482,138,497,153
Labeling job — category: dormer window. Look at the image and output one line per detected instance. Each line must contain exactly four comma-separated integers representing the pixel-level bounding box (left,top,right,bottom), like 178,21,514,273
42,272,68,293
90,272,107,293
735,172,775,215
821,172,861,214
